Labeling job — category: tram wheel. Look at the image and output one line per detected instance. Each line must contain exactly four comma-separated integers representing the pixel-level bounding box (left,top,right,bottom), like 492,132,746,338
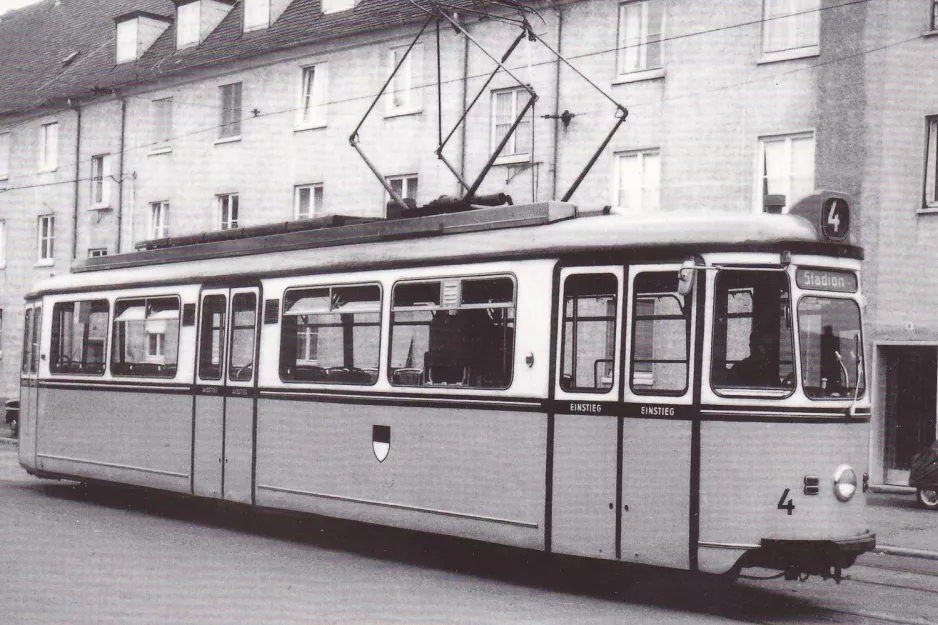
917,488,938,510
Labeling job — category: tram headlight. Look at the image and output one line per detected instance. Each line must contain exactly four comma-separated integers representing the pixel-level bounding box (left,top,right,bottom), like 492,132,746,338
832,465,858,502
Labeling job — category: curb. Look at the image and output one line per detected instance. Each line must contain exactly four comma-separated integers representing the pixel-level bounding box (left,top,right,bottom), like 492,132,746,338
0,437,17,447
872,545,938,561
871,484,916,495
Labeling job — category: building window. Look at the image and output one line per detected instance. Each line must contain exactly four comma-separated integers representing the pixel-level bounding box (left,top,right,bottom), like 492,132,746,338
39,122,58,171
933,0,938,31
386,44,423,115
757,132,814,213
295,184,324,219
219,82,242,140
0,132,10,179
386,175,418,209
151,98,173,152
491,87,532,162
150,201,170,239
0,220,6,268
297,64,329,129
322,0,356,13
116,19,138,64
762,0,820,58
617,1,664,76
924,116,938,210
243,0,270,32
614,150,660,212
90,155,110,207
218,193,239,230
177,1,200,48
37,215,54,265
88,248,108,258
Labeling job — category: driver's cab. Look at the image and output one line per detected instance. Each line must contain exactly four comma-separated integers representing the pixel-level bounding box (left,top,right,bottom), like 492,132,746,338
692,256,866,408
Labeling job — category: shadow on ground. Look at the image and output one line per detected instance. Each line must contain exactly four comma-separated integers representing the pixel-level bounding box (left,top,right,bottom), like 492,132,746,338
37,479,834,622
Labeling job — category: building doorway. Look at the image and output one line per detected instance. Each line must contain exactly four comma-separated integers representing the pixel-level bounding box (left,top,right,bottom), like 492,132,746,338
882,346,937,485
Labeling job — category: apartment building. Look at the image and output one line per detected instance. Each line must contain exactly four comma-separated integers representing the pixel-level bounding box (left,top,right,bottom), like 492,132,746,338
1,0,930,487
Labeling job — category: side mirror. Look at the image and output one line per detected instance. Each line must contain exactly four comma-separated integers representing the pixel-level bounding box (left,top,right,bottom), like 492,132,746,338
677,260,696,296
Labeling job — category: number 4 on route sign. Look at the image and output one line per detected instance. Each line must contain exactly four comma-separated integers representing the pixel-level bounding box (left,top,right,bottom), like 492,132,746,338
822,196,850,241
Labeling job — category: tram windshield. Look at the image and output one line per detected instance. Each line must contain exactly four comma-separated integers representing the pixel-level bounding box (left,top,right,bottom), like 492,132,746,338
798,297,864,399
711,270,794,393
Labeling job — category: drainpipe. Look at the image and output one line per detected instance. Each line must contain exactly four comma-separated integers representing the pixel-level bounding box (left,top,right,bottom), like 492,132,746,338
69,98,81,261
128,173,135,251
116,95,126,254
550,8,564,200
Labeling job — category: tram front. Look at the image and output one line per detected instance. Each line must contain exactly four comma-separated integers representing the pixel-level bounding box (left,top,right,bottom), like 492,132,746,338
695,193,874,581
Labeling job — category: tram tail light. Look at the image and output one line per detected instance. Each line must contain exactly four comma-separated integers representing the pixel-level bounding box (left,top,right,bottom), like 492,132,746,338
832,465,858,502
803,476,820,495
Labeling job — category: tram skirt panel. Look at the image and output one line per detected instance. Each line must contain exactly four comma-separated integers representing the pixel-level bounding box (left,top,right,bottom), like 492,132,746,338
253,398,547,549
35,385,193,491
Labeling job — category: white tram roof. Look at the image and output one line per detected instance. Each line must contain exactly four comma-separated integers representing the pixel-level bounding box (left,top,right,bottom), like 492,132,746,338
29,203,854,298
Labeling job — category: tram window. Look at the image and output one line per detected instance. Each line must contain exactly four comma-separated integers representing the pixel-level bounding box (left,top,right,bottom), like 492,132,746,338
29,307,41,374
389,276,515,389
630,272,690,394
560,274,617,393
198,295,227,381
229,293,257,382
21,308,31,375
50,300,109,375
798,297,865,399
111,297,180,378
711,271,793,392
279,284,381,385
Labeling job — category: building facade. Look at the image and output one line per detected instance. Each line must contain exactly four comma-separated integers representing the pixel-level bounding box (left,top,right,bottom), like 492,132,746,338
0,0,932,487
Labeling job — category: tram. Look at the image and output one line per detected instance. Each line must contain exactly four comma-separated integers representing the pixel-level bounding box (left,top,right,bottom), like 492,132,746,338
17,192,873,581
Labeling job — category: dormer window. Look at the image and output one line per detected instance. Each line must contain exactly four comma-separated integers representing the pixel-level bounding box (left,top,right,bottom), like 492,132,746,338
177,2,200,48
114,12,171,64
243,0,290,32
322,0,357,14
243,0,270,31
174,0,234,50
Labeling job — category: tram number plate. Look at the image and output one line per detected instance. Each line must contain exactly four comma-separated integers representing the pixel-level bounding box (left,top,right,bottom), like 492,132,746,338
777,488,795,515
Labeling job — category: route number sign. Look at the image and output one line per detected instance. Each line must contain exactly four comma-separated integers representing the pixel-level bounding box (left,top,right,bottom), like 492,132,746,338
821,197,850,241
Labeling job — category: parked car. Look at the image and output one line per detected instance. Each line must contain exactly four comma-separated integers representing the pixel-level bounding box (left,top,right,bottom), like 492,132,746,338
909,441,938,509
4,399,18,438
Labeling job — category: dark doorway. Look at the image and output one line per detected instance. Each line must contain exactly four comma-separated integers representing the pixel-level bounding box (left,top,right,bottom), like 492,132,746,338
883,346,937,484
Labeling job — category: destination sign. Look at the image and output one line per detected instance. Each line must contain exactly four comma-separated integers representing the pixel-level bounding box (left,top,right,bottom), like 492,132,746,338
796,268,858,293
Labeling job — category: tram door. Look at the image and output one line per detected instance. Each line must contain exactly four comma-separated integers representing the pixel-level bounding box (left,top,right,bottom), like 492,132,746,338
551,267,624,559
619,264,695,569
192,287,260,503
18,304,41,469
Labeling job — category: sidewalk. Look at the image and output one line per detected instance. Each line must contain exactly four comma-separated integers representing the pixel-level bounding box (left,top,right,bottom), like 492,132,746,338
0,427,931,559
866,490,938,559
